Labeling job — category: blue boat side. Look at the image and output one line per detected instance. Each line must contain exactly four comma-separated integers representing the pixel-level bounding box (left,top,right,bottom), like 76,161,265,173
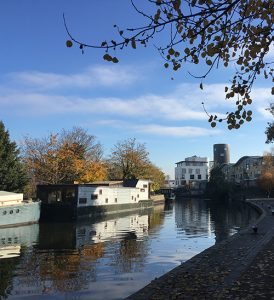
0,201,41,228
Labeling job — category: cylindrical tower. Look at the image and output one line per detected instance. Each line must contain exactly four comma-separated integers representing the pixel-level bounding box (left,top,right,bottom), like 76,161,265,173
213,144,230,166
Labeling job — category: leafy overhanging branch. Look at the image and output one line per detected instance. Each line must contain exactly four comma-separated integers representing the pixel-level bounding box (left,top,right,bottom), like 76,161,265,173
64,0,274,129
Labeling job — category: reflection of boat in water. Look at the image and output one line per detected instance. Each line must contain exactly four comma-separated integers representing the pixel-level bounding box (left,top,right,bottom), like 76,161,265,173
82,214,149,244
38,210,151,250
0,191,40,228
0,224,39,259
0,245,21,259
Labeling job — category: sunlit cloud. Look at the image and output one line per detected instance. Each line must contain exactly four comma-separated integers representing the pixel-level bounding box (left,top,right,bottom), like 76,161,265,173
0,77,271,122
93,120,221,137
135,124,221,137
7,65,139,89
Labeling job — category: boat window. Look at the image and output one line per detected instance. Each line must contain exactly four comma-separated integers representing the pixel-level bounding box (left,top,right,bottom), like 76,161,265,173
48,190,62,203
79,198,87,204
91,194,98,200
143,184,148,188
99,189,102,195
16,209,20,213
140,188,145,192
3,211,7,215
10,210,13,214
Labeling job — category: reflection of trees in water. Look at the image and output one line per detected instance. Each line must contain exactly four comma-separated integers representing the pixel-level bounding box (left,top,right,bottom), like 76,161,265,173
2,208,167,297
0,257,20,299
110,208,166,274
148,207,165,230
16,248,90,294
174,198,259,243
111,232,148,274
175,198,210,236
207,200,259,243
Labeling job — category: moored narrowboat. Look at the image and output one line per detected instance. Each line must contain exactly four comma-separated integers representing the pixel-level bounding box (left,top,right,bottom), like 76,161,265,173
37,180,153,221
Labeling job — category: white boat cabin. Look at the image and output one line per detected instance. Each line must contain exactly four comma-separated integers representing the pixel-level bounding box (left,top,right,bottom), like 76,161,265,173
0,191,23,207
37,179,151,207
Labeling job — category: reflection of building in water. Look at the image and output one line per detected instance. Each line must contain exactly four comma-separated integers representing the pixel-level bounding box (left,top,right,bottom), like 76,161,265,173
77,214,149,245
0,224,39,259
174,199,212,236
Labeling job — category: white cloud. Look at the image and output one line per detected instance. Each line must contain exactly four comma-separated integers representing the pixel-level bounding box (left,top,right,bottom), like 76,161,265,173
91,120,221,137
7,65,139,89
135,124,221,137
0,70,272,129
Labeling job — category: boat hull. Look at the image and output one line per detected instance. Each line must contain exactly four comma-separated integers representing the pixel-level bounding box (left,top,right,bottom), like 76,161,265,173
0,201,41,228
40,200,153,221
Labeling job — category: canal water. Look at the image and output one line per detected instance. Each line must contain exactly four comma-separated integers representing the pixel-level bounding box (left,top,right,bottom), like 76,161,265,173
0,198,259,300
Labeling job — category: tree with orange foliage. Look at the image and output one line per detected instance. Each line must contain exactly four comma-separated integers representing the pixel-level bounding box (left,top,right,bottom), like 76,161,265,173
22,127,106,195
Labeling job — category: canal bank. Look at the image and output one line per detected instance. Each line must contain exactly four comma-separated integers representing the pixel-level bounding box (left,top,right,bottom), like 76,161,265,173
127,198,274,299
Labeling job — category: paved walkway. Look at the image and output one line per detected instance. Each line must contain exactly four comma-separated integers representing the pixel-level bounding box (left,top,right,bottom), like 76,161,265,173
127,199,274,300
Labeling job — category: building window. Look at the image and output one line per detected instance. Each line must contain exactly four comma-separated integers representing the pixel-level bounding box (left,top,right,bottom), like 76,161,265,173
189,168,193,174
79,198,87,204
198,174,202,180
105,198,108,203
190,175,195,180
115,198,118,203
137,194,139,198
132,196,134,200
182,168,186,174
195,169,200,174
182,175,185,179
91,194,98,200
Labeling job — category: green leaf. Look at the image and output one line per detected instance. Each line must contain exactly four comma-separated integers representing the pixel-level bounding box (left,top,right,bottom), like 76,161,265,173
103,54,113,61
131,38,136,49
168,48,175,55
112,57,119,63
66,40,73,48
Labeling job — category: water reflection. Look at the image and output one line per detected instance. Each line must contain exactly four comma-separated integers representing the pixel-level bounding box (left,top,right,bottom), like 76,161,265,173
0,199,259,300
0,224,38,299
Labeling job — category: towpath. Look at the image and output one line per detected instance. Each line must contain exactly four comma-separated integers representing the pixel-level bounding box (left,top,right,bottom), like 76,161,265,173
127,199,274,299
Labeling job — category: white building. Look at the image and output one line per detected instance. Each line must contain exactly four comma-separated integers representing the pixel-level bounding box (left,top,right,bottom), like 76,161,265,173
175,156,209,188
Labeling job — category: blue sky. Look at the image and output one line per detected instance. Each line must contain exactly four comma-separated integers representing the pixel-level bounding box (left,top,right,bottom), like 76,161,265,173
0,1,273,178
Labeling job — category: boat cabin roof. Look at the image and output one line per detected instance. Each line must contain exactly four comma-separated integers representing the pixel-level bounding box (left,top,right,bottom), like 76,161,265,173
87,181,123,186
0,191,19,196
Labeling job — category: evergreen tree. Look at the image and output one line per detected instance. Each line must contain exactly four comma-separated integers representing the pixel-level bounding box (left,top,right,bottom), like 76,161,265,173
0,121,28,192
